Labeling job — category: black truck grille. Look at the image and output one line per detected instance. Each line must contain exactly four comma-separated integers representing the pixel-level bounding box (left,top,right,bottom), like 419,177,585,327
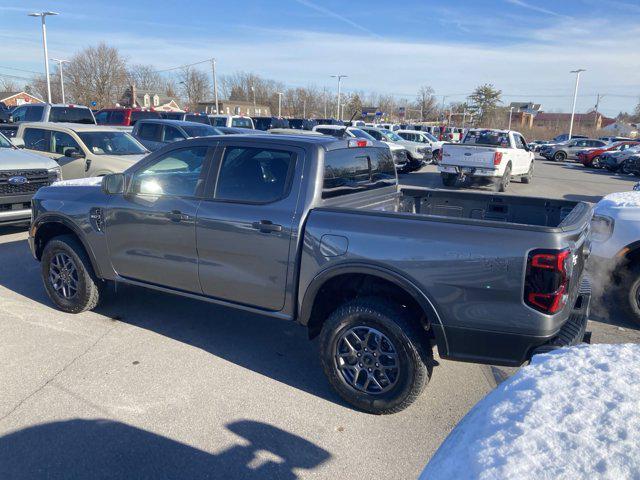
0,169,54,197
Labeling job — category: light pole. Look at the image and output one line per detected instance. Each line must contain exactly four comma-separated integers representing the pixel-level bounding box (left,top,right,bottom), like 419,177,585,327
28,11,58,103
568,69,586,140
210,59,219,114
276,92,283,117
251,85,256,106
508,106,514,130
50,58,69,103
330,74,347,120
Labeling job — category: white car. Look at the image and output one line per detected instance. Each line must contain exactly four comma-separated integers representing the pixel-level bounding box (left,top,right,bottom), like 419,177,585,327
208,115,255,129
439,129,534,191
396,129,445,162
590,190,640,324
359,126,431,171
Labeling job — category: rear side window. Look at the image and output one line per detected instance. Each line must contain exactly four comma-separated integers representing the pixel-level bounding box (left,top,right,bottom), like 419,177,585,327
231,117,253,128
49,107,94,124
163,126,184,142
95,111,109,124
24,106,44,122
211,117,227,126
23,128,49,151
323,148,396,199
109,111,126,124
316,128,342,137
215,146,296,203
130,111,161,125
137,123,161,140
184,114,210,125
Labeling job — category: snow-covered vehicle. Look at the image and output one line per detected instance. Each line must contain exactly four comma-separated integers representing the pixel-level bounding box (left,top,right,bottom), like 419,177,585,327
590,190,640,324
439,129,534,191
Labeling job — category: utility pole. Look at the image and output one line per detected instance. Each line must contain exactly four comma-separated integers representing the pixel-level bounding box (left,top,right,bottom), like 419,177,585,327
462,109,466,129
50,58,69,103
251,85,256,107
440,95,446,123
276,92,283,117
508,106,514,130
28,11,58,103
568,69,586,139
594,93,603,129
323,87,327,117
303,99,306,119
331,75,347,120
211,58,219,114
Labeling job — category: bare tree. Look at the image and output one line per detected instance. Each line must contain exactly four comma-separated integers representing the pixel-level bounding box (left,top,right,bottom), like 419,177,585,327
64,43,129,108
127,64,164,92
178,66,210,111
416,85,437,121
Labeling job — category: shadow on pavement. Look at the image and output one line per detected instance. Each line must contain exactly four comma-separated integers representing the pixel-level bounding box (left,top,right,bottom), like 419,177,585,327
0,418,331,480
0,237,345,406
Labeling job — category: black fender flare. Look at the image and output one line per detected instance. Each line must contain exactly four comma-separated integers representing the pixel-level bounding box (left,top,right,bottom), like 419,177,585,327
32,214,103,278
299,263,449,355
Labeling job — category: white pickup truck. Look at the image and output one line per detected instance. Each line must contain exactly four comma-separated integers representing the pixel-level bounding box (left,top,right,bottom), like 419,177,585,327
438,129,534,192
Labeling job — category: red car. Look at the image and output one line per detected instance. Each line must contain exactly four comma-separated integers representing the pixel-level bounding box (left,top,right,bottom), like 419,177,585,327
95,108,161,126
578,141,639,168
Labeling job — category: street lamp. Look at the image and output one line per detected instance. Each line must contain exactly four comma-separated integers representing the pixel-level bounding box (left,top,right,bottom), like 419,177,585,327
28,11,58,103
276,92,283,117
568,69,586,140
508,106,514,130
50,58,69,103
330,74,347,120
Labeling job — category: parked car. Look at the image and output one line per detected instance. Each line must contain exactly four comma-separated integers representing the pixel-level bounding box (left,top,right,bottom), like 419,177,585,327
0,124,19,138
552,133,588,143
599,136,632,143
30,134,592,414
577,141,640,168
527,140,547,153
16,122,148,179
0,102,13,123
542,138,607,162
312,124,377,140
623,154,640,177
216,126,263,135
439,129,534,191
314,118,344,126
95,108,161,127
288,118,318,130
357,126,415,171
590,190,640,324
0,131,61,226
156,111,212,125
268,128,324,136
131,119,222,151
11,103,96,125
253,117,290,131
396,129,445,162
208,115,255,129
360,126,432,171
600,145,640,172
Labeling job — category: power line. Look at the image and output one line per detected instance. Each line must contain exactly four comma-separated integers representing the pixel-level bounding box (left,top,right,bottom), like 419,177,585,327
153,58,214,73
0,65,43,75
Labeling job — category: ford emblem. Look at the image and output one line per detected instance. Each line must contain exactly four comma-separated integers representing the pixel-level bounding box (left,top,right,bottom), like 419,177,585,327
8,176,28,185
464,152,472,156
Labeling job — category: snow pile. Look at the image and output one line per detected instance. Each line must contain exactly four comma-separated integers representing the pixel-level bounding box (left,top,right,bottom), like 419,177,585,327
52,177,103,187
421,344,640,480
597,191,640,209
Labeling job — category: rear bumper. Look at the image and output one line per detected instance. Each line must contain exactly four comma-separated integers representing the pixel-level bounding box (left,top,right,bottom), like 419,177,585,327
436,277,592,367
438,165,499,177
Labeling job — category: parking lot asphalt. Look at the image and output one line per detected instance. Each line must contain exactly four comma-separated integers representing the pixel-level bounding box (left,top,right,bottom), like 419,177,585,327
0,159,638,480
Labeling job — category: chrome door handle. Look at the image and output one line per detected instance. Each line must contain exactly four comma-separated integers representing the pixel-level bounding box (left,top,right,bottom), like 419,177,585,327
251,220,283,233
167,210,190,222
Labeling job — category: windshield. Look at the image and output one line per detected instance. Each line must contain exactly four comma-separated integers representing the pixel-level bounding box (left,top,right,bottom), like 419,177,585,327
381,130,403,142
463,130,510,147
0,132,11,148
424,132,438,142
349,128,376,141
183,125,221,137
78,131,147,155
50,106,95,124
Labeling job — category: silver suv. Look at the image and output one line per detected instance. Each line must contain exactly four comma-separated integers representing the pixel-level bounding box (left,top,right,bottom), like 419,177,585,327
11,103,96,125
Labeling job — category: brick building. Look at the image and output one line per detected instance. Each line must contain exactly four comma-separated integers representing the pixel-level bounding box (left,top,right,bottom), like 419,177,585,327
0,91,44,107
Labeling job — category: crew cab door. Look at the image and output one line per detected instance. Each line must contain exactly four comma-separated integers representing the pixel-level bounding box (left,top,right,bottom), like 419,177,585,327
512,133,531,174
195,141,302,311
104,144,212,293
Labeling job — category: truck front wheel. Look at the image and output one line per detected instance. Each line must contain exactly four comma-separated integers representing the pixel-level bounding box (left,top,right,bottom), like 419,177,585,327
41,234,102,313
319,297,433,414
441,173,457,187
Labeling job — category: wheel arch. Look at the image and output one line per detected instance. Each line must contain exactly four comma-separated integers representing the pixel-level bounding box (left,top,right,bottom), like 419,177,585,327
299,264,448,355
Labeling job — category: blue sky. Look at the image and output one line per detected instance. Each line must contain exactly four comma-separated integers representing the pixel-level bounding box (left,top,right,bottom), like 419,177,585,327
0,0,639,116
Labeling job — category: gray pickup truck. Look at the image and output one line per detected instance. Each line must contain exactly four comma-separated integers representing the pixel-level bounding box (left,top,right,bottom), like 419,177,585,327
29,134,592,414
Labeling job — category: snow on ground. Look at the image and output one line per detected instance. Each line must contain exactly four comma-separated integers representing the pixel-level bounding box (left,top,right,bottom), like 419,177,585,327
597,191,640,209
52,177,103,187
421,344,640,480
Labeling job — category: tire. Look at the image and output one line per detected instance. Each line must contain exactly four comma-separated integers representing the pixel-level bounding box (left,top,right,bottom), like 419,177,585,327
521,162,533,183
495,164,512,192
621,161,631,175
41,234,102,313
617,266,640,327
553,151,566,162
591,156,601,168
432,150,441,164
319,297,433,414
441,172,457,187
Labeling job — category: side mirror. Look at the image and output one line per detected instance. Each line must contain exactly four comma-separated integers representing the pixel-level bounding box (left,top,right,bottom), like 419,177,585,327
67,148,85,159
11,137,24,148
102,173,125,195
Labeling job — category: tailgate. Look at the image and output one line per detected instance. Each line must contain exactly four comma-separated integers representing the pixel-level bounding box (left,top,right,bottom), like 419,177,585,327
441,145,497,168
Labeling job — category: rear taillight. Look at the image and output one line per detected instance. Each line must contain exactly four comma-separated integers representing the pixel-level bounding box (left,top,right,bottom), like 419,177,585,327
493,152,503,166
525,248,571,314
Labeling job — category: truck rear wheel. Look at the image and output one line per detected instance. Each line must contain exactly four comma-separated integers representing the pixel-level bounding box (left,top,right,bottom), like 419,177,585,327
495,165,512,192
617,265,640,327
441,173,457,187
319,297,433,414
41,234,102,313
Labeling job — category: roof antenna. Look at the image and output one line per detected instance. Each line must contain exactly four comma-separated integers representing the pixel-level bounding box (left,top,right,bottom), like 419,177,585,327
342,110,358,138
